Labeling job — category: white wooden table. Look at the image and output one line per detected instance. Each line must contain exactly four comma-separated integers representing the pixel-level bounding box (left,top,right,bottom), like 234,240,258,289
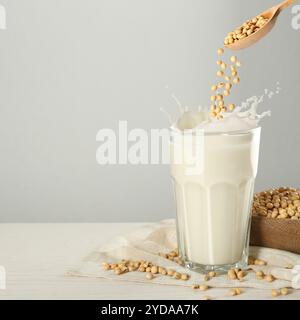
0,223,299,300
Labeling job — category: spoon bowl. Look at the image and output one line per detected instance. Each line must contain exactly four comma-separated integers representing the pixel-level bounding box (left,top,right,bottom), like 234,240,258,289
225,0,296,51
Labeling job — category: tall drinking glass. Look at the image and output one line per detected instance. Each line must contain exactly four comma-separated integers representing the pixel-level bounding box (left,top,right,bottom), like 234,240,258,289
170,127,261,272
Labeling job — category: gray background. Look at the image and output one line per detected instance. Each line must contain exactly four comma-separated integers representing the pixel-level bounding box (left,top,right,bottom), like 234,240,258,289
0,0,299,222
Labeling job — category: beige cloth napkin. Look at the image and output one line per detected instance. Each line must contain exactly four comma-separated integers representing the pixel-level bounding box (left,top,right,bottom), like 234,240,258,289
68,219,300,289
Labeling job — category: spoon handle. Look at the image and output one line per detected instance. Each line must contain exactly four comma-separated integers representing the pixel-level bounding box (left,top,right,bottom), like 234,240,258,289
277,0,296,11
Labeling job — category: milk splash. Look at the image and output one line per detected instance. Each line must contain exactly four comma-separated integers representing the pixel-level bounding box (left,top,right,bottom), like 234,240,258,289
163,83,281,133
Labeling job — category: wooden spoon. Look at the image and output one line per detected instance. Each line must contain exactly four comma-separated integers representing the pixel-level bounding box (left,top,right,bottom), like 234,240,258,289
225,0,296,50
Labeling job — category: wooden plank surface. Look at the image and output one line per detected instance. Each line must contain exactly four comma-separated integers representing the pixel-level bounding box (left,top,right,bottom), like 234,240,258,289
0,223,299,300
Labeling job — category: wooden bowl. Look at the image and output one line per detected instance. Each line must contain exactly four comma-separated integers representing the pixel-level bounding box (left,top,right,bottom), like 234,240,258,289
250,216,300,254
